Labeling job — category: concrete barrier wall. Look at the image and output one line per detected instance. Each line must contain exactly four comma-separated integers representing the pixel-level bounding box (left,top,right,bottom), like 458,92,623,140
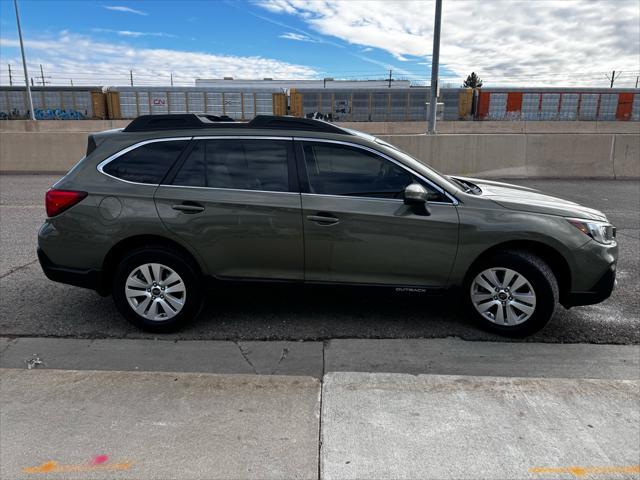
1,120,638,177
378,133,639,179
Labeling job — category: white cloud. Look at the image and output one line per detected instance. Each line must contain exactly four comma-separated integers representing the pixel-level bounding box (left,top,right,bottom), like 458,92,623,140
0,32,317,85
279,32,315,42
255,0,298,14
256,0,640,86
92,28,177,38
103,5,148,16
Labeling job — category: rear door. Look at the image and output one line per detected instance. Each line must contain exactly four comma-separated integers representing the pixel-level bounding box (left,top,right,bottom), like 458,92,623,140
296,139,459,287
154,137,304,280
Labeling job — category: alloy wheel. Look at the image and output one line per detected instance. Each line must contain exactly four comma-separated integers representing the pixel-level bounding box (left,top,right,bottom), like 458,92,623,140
470,267,536,326
125,263,186,321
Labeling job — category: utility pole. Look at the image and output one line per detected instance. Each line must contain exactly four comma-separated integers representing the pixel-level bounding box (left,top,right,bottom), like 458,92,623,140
13,0,35,120
70,79,73,86
8,64,13,86
635,76,638,89
170,73,174,87
606,70,621,88
427,0,442,134
39,64,45,86
130,70,134,87
388,69,392,88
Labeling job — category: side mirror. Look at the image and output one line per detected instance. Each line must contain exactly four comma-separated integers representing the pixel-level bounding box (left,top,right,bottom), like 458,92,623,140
403,183,431,215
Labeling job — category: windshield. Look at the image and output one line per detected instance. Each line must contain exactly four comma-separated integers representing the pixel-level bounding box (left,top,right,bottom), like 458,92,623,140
447,176,482,195
343,128,377,142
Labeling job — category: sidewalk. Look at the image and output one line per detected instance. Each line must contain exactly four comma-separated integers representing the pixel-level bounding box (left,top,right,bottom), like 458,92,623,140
1,338,639,479
322,372,640,480
0,369,320,480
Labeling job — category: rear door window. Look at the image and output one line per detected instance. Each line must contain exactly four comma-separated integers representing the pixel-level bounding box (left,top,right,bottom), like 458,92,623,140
172,139,291,192
103,140,188,184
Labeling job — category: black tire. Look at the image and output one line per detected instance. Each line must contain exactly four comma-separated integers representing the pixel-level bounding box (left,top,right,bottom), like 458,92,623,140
112,245,203,332
464,249,559,337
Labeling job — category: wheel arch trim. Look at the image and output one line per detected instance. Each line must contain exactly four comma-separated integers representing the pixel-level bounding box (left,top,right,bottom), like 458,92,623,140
101,234,208,293
462,239,572,304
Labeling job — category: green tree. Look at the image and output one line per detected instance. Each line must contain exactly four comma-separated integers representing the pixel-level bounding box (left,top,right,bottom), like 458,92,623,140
462,72,483,88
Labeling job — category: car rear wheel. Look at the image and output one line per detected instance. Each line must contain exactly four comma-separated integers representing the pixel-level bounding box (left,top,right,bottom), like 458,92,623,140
112,246,203,332
465,250,558,336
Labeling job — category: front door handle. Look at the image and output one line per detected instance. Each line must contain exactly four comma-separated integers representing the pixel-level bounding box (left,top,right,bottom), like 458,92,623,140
172,203,205,214
307,214,339,225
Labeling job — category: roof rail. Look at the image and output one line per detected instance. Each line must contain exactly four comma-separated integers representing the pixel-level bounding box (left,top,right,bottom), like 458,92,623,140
122,114,352,135
247,115,349,134
123,114,235,132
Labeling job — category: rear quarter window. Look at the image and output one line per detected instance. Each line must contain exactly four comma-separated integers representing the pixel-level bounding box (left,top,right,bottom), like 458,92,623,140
102,140,188,184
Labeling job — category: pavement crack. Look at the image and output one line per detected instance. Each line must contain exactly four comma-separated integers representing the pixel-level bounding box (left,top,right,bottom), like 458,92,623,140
0,338,17,355
0,259,38,279
271,347,289,375
235,342,258,374
317,342,326,480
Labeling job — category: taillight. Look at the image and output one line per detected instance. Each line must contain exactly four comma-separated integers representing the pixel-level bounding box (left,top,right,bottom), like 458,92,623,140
45,189,88,217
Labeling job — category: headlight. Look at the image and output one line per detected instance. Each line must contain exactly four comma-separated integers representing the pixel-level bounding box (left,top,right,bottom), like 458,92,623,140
567,218,616,245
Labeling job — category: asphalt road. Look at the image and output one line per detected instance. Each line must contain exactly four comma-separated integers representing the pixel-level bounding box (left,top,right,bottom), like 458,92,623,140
1,175,638,343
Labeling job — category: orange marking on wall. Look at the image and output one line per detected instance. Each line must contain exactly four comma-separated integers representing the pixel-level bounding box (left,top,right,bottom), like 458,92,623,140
530,464,640,478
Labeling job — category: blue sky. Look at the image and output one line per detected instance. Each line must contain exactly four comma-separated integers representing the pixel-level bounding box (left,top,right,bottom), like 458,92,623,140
0,0,638,87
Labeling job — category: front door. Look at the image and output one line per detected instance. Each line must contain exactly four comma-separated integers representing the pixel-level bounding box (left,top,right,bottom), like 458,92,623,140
155,137,304,280
297,140,459,287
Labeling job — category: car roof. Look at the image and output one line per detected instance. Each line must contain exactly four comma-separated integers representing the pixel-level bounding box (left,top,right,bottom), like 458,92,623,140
88,115,375,158
122,114,354,136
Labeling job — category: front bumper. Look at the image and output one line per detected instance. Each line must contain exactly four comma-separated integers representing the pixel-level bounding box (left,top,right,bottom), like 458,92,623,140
38,248,106,295
563,263,616,308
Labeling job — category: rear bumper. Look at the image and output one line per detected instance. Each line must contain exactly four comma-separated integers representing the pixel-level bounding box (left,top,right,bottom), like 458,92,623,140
563,263,616,308
38,248,106,295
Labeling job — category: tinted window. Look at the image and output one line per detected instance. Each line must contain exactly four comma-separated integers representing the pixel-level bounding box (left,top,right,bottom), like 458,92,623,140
173,141,206,187
173,139,290,192
103,140,187,184
302,143,415,199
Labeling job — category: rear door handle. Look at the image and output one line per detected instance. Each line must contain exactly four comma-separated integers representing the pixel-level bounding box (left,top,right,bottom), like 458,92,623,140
307,214,339,225
172,203,205,214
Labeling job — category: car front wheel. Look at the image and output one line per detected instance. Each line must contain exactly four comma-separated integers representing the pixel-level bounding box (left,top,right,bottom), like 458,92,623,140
466,250,559,336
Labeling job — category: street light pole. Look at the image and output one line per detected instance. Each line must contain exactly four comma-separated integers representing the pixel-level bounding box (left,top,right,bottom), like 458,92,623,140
13,0,35,120
427,0,442,134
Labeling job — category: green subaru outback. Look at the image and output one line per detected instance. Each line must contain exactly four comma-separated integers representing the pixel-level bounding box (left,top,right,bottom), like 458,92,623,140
38,114,617,335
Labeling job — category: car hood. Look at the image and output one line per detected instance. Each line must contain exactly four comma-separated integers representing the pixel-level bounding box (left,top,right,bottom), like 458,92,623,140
452,176,608,222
